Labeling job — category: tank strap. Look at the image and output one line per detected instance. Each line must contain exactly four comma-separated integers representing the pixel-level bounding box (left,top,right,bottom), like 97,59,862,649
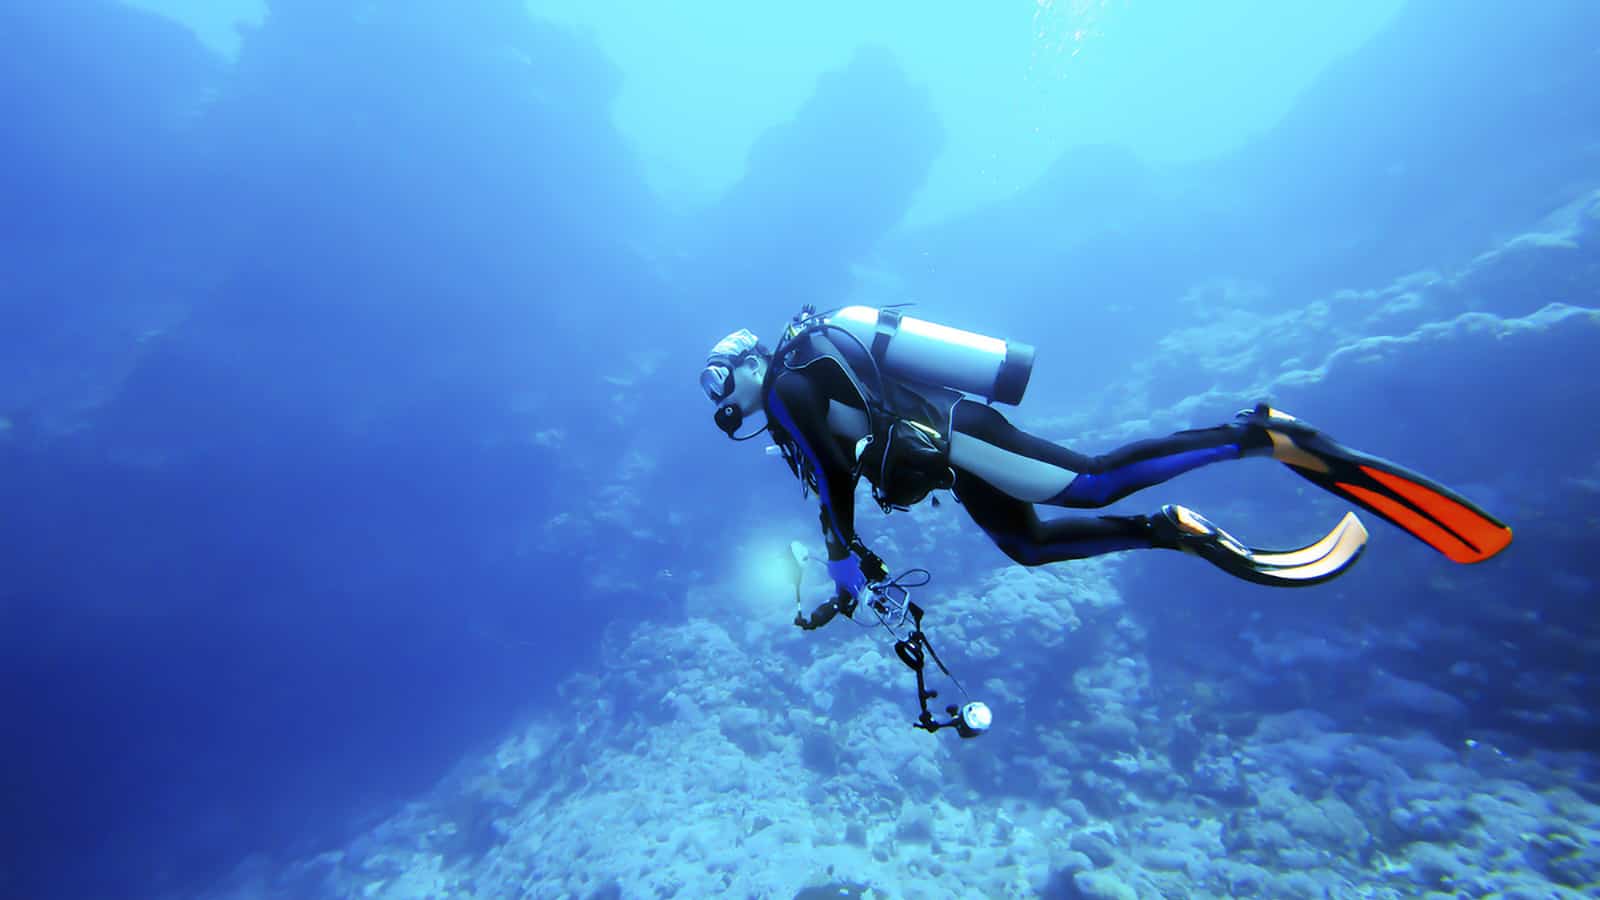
794,330,884,425
871,307,902,364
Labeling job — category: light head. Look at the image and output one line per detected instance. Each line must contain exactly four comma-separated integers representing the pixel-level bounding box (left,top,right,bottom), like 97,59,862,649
953,701,992,738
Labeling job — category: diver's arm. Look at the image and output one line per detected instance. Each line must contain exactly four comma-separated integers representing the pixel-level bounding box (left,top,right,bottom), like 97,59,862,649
797,514,871,630
769,372,865,554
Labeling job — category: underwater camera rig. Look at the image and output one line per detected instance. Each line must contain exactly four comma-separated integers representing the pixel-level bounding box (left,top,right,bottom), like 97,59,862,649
784,542,992,739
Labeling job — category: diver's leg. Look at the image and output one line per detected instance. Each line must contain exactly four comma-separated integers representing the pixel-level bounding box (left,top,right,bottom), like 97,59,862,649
951,469,1160,566
953,468,1367,584
949,400,1270,509
948,399,1507,563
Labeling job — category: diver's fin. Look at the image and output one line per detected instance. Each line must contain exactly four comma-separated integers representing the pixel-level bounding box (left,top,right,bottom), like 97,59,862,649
1246,510,1369,571
1240,404,1512,564
1157,504,1367,588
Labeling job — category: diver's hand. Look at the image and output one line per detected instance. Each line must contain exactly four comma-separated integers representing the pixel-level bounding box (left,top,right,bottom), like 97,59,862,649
795,596,846,630
827,555,868,600
830,547,889,590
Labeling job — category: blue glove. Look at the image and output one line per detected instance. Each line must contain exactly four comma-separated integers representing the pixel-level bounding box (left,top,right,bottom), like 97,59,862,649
827,555,869,600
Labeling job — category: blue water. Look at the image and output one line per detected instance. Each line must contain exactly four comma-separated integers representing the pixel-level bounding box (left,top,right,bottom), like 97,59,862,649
3,2,1597,898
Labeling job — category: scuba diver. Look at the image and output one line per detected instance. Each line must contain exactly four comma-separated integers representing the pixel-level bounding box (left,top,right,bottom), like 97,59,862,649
701,306,1513,631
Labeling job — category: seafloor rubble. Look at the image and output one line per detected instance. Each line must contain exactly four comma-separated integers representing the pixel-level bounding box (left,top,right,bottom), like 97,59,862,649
226,553,1598,899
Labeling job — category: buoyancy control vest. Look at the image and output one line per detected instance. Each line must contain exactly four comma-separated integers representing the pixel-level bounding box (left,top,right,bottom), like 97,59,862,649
772,305,1021,512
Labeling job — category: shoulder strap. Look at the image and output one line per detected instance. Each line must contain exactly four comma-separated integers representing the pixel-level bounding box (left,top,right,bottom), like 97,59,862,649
780,329,885,428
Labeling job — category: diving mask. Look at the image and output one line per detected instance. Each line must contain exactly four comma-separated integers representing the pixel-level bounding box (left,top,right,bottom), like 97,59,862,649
700,363,735,403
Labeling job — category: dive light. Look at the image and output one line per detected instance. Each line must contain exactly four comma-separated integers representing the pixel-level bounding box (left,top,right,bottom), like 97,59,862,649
952,701,993,739
781,543,991,740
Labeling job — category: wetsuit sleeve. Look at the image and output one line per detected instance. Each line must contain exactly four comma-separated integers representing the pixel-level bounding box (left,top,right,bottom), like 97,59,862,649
766,371,860,557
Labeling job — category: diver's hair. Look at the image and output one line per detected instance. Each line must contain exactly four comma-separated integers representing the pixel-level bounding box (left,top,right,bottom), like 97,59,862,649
708,329,770,369
729,342,771,366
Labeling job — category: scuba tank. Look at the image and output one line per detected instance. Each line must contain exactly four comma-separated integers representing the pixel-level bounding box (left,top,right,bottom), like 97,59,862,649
822,305,1035,405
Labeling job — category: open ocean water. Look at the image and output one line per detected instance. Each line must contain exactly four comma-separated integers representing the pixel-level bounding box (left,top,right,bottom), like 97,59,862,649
2,2,1597,898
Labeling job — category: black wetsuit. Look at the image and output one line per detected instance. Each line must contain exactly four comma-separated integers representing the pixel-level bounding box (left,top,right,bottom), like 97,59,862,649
763,335,1270,582
945,403,1269,566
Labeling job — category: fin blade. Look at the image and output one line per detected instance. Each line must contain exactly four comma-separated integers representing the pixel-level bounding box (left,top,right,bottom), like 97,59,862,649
1250,513,1369,582
1177,510,1366,587
1359,466,1512,563
1247,511,1363,568
1339,480,1507,564
1278,431,1512,564
1340,482,1468,560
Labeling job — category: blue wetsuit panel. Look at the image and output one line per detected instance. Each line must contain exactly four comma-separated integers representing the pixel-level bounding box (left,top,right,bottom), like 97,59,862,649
1050,444,1241,506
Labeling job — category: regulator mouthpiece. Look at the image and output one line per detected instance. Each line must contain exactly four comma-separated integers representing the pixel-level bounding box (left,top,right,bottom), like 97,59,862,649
714,403,742,437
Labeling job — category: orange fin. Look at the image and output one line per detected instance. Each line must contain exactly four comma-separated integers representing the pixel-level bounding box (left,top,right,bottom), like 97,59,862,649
1355,466,1512,563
